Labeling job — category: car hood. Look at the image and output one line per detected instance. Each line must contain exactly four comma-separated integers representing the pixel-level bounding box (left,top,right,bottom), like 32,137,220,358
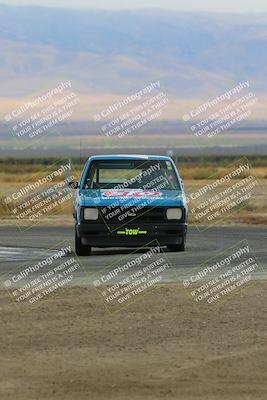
79,189,186,207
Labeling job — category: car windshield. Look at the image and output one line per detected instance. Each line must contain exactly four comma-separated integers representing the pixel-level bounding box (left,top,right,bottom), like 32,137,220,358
83,159,181,191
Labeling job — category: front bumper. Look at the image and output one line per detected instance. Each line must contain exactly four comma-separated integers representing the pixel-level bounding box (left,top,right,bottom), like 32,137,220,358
76,222,187,247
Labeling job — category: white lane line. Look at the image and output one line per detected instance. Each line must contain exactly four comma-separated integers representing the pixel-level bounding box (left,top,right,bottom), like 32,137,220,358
0,247,62,261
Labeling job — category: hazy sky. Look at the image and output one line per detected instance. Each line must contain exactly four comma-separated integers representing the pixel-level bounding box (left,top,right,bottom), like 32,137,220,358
1,0,267,13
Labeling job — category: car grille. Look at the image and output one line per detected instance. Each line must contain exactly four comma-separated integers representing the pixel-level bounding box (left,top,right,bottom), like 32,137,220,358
98,206,167,224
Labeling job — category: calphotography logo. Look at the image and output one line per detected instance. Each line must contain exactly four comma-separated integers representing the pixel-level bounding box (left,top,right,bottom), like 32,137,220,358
3,159,77,231
3,80,80,148
182,241,266,310
94,81,169,138
91,240,176,313
182,80,259,147
187,157,263,230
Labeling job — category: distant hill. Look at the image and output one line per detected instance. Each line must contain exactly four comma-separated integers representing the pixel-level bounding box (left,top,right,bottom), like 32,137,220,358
0,5,267,121
1,6,267,94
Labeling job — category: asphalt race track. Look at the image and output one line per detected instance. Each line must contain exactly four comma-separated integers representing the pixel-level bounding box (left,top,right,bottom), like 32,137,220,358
0,225,266,288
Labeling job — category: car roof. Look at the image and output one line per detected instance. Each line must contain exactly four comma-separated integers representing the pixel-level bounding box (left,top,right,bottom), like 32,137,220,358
88,154,172,161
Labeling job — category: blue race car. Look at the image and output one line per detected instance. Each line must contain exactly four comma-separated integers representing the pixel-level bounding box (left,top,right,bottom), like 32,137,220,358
69,155,188,256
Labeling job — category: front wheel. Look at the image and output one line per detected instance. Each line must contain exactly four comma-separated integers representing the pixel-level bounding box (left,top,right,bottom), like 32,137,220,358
167,237,185,252
75,229,91,256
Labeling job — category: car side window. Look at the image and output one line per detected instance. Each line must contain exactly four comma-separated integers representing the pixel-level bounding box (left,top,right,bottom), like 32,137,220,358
84,165,97,189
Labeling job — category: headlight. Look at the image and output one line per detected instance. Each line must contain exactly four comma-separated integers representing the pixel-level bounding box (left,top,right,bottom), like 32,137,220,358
166,208,183,220
83,208,99,220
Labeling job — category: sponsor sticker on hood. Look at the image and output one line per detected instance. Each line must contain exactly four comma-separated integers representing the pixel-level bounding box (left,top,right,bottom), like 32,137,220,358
102,189,163,198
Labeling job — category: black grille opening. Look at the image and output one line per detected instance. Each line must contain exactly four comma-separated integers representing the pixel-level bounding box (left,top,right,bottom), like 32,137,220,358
98,206,167,224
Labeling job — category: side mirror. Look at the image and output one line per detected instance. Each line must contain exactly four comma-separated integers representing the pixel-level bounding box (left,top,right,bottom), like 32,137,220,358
68,181,79,189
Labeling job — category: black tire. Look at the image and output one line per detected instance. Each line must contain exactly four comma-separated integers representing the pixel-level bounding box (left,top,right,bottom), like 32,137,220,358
167,237,185,252
75,229,92,256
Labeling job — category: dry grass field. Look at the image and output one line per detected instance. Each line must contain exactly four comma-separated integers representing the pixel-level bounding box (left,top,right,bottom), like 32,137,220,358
0,157,266,225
